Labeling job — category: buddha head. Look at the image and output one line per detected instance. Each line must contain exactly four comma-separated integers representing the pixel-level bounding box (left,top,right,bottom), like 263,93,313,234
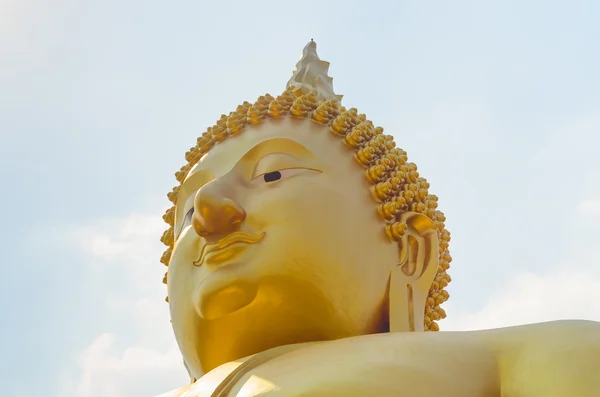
160,41,452,378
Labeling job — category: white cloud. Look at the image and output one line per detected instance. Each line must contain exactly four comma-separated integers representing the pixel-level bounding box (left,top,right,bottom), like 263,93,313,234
577,199,600,217
443,268,600,331
59,213,188,397
63,212,172,303
71,213,165,265
62,332,185,397
444,200,600,331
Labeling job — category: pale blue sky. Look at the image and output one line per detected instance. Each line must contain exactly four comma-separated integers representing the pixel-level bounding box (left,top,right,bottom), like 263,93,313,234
1,1,600,396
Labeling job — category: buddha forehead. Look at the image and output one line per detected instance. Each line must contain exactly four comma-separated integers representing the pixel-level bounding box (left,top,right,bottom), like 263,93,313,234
185,118,351,180
175,118,359,235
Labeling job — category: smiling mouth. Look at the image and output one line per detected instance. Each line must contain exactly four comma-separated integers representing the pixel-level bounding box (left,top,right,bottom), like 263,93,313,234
193,231,265,267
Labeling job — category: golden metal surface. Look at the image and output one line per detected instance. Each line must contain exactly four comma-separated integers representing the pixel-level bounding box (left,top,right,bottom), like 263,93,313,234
156,41,600,397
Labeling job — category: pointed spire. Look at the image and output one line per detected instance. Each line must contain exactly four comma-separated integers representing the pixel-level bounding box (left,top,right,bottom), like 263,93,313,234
286,40,343,103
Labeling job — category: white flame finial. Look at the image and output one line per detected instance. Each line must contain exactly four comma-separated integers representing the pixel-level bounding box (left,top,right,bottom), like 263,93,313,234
286,40,343,102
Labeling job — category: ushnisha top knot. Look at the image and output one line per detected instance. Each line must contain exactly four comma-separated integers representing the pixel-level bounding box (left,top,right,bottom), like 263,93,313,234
286,40,343,103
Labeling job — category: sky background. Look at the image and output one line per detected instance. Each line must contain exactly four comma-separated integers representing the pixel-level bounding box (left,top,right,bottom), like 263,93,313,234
1,1,599,396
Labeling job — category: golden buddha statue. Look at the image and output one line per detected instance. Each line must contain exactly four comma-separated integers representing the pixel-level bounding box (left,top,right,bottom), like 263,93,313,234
156,41,600,397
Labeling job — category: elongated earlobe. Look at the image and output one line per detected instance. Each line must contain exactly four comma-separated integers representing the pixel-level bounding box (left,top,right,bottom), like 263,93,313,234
389,212,439,332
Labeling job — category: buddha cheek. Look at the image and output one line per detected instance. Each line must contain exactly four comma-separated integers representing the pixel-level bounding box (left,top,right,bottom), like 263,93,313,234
250,184,332,256
168,231,216,320
168,242,211,363
249,180,351,276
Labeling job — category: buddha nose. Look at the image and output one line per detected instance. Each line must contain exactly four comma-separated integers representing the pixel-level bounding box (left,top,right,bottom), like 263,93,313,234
191,182,246,238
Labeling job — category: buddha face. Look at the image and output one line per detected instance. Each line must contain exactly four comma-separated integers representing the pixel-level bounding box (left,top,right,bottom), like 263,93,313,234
167,118,400,375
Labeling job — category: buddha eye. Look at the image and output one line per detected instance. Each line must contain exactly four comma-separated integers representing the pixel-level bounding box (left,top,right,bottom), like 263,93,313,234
252,168,318,185
263,171,282,183
182,207,194,230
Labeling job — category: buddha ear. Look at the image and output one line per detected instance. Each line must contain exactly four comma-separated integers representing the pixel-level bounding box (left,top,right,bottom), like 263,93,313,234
389,211,439,332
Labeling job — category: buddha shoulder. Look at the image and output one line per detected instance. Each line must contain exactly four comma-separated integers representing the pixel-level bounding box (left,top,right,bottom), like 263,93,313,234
161,332,497,397
481,320,600,397
157,320,600,397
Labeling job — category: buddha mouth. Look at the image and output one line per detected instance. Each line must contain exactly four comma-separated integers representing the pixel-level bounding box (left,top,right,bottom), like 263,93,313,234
193,231,265,267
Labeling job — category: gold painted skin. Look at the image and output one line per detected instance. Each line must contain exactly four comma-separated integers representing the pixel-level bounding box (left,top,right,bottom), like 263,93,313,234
168,120,413,374
157,42,600,396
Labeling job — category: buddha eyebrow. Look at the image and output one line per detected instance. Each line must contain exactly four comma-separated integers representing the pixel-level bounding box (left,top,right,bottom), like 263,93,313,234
255,151,300,162
240,138,316,164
